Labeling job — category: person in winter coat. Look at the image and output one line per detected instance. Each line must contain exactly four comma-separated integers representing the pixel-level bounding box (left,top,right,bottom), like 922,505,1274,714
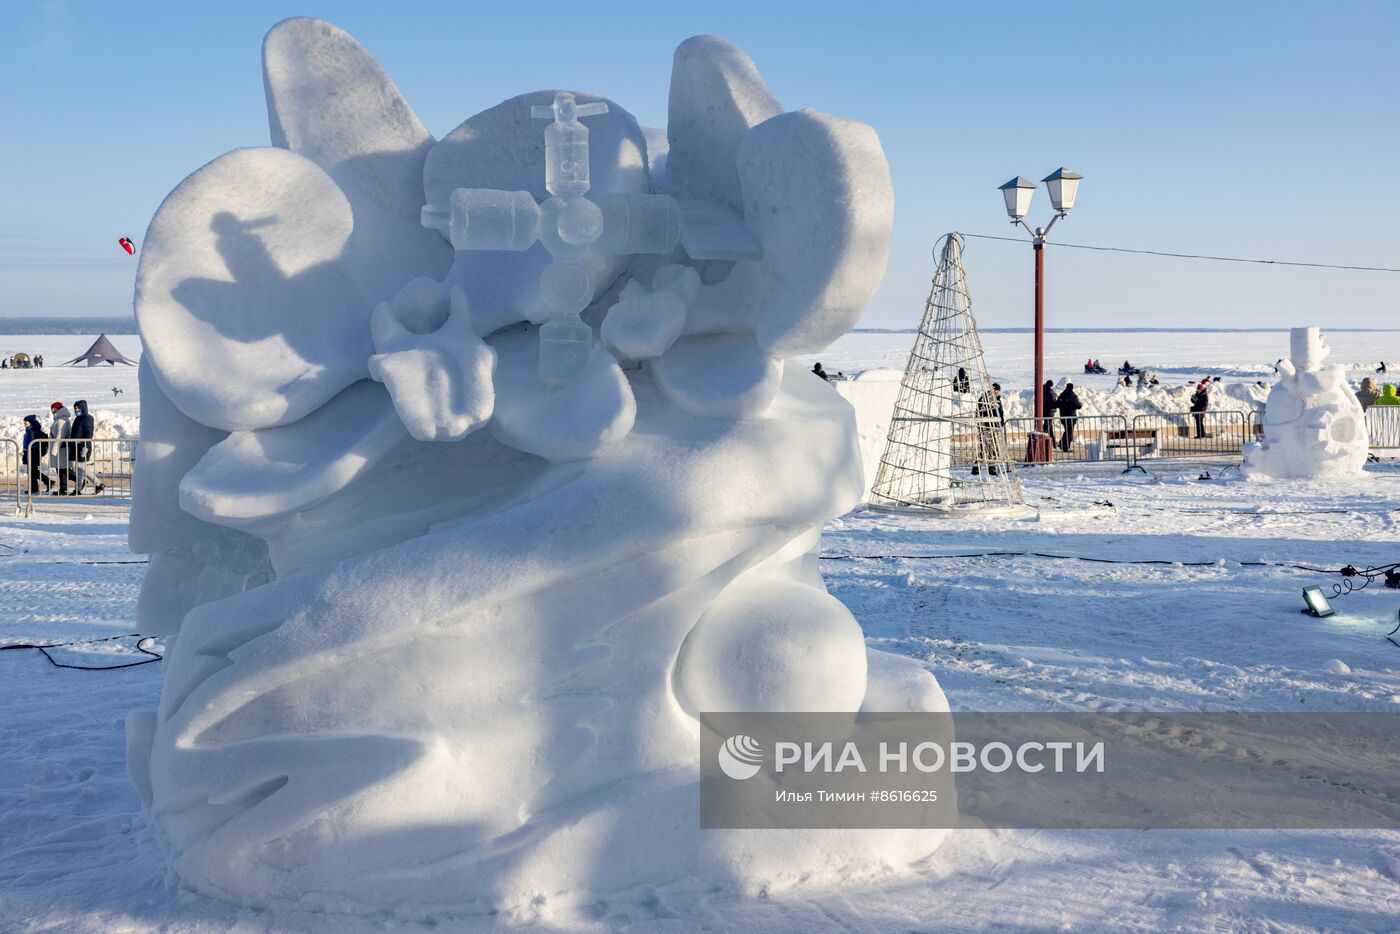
953,367,970,394
1189,379,1210,438
21,415,50,494
972,383,1006,475
1356,377,1381,410
70,400,101,495
1374,384,1400,407
811,362,829,381
1041,380,1059,444
47,402,73,495
1057,382,1083,452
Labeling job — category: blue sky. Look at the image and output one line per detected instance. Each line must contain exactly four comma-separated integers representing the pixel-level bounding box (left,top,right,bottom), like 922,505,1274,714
2,0,1397,329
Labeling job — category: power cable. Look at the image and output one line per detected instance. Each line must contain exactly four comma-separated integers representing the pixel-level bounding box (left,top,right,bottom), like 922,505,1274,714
0,632,161,670
818,551,1342,573
959,232,1400,274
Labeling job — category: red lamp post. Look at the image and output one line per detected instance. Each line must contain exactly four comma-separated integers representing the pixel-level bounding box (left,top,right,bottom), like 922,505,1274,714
997,169,1083,460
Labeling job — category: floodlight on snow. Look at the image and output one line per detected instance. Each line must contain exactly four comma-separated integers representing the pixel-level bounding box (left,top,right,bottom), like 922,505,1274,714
997,177,1038,221
1041,167,1083,215
1301,586,1336,618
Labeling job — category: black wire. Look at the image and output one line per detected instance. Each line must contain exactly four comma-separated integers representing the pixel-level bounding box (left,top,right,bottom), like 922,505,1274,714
818,550,1339,573
0,632,162,670
958,232,1400,274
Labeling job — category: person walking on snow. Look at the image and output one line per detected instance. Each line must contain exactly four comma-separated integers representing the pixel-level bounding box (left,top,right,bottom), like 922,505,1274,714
1190,379,1211,438
1041,380,1059,444
70,400,102,495
47,402,73,495
21,415,50,494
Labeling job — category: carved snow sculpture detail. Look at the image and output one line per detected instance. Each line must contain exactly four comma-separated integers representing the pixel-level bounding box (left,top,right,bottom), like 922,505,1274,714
1243,327,1368,479
127,17,937,918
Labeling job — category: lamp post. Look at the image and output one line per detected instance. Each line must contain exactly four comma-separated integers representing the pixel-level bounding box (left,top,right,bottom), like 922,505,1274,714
997,169,1083,436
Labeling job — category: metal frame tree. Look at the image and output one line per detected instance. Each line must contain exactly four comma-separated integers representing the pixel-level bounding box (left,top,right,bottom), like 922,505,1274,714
869,233,1026,513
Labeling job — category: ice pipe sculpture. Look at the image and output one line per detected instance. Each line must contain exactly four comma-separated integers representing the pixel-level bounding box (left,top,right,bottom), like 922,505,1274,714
1243,327,1368,480
125,17,952,919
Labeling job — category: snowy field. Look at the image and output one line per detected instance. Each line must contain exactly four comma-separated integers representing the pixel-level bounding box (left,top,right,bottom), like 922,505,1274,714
2,332,1400,930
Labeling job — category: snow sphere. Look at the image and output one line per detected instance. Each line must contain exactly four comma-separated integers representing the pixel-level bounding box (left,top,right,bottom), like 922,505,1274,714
676,579,868,712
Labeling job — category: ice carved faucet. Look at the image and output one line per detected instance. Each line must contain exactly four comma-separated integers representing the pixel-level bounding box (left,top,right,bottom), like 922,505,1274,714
422,92,682,386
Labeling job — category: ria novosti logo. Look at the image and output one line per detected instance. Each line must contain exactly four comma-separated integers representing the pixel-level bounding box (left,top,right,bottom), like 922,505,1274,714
717,734,764,780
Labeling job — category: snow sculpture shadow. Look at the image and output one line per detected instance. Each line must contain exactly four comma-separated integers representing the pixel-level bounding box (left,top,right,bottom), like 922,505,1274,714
127,16,952,918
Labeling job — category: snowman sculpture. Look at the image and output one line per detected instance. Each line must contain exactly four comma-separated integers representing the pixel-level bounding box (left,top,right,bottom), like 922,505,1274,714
1243,326,1367,479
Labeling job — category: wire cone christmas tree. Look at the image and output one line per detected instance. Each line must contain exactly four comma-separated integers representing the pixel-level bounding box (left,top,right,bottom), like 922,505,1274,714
870,233,1026,512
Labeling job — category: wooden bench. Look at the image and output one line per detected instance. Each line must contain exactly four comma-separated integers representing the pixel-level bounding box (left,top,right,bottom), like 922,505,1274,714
1096,428,1161,460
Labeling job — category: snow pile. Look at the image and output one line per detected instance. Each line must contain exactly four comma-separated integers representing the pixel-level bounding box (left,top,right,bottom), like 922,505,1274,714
1243,327,1368,480
126,18,947,918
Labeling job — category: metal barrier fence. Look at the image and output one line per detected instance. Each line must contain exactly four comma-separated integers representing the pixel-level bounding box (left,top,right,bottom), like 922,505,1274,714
22,437,138,515
0,438,18,514
998,415,1136,467
1366,406,1400,455
949,411,1267,471
1129,411,1256,462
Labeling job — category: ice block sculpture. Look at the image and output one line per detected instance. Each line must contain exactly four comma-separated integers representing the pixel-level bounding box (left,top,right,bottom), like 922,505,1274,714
127,19,930,921
1243,327,1368,479
423,92,684,385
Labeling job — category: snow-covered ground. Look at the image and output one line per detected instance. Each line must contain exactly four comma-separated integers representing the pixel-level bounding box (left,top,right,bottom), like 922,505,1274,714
3,460,1399,930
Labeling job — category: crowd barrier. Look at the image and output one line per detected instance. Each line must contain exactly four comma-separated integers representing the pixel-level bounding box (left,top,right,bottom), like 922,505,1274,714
1366,406,1400,456
950,411,1267,471
22,437,138,516
0,438,18,513
1128,411,1256,461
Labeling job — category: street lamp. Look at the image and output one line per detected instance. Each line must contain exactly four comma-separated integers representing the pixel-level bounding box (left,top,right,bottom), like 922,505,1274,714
996,167,1083,458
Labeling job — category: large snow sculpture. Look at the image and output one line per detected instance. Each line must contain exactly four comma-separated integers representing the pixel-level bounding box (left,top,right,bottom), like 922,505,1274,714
127,17,948,918
1243,327,1368,480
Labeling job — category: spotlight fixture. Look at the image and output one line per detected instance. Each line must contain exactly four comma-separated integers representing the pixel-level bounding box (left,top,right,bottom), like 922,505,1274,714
1301,586,1336,618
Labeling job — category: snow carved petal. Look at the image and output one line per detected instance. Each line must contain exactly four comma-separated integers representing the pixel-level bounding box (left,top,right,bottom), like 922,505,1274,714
263,17,452,303
684,109,894,357
135,147,370,431
489,329,635,462
179,381,407,528
368,280,496,442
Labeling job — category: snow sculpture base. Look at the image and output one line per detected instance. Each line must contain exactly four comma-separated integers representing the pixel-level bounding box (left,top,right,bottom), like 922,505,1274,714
1243,327,1367,480
132,373,949,917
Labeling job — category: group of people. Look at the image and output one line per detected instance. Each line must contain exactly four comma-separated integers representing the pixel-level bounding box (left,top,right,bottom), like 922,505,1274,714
1039,381,1084,452
1357,378,1400,410
1083,359,1107,374
1118,370,1161,388
20,401,103,496
2,354,43,369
